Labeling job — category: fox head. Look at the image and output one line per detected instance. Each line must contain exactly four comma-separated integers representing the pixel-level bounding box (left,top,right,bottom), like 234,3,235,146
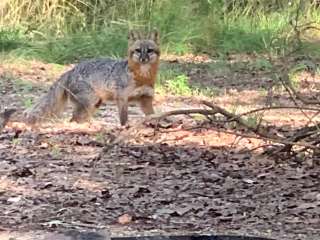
128,30,160,65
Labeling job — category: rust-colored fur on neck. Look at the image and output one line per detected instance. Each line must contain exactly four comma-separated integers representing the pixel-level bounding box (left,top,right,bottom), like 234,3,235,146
128,58,159,87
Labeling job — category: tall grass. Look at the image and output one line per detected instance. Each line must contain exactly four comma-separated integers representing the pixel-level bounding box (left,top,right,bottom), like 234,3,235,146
1,0,320,63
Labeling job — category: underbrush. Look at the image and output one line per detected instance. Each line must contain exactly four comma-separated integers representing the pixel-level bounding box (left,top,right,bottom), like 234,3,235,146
0,0,319,64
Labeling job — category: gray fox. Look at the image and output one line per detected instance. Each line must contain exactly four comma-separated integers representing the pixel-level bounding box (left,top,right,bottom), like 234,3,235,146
24,30,160,126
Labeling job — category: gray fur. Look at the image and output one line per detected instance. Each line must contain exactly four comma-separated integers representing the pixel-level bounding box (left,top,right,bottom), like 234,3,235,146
24,30,160,125
23,58,154,124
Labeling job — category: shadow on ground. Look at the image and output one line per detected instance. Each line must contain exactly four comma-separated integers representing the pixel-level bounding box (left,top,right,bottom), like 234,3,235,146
0,123,319,240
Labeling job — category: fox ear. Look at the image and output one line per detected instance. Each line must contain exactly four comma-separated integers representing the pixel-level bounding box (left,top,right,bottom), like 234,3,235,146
149,29,159,44
128,30,140,44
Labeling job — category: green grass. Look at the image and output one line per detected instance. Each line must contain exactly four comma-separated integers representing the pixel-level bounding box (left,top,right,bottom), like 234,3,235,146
207,59,231,75
251,58,273,71
156,66,190,95
6,28,128,64
1,1,320,63
2,2,319,100
165,74,192,96
0,28,28,52
156,65,219,97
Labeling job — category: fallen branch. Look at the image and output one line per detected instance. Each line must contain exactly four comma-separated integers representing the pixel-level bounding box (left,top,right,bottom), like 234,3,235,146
143,101,320,151
201,100,279,139
280,71,320,105
236,105,320,118
207,127,318,150
148,105,320,121
145,108,218,120
146,114,318,150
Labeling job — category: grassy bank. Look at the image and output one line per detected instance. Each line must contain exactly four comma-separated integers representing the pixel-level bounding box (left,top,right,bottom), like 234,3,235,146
1,0,320,64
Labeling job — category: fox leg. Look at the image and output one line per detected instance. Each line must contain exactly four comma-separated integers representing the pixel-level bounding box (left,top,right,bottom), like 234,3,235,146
117,97,128,126
139,96,155,115
70,90,99,123
71,104,96,123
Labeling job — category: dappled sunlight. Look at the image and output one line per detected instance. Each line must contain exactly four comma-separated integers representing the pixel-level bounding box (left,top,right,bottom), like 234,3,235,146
8,120,106,135
143,126,264,151
73,178,109,192
0,60,72,85
0,176,39,197
161,53,212,64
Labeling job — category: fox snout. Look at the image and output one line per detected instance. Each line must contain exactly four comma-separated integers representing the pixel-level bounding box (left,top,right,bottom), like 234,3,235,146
135,48,149,63
139,50,150,63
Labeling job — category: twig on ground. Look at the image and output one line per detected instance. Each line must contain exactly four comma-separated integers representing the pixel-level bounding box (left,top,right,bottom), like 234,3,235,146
201,100,278,139
145,109,218,120
141,101,319,151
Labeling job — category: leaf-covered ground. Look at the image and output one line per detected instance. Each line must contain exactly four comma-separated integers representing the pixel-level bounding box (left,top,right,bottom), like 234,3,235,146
0,56,319,240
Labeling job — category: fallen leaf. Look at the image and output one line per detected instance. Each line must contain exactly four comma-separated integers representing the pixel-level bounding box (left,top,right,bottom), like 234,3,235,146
118,213,132,224
7,196,21,203
298,203,317,209
243,178,255,184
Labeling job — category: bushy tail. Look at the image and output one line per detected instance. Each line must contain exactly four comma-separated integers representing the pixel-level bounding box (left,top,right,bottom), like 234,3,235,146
24,72,70,124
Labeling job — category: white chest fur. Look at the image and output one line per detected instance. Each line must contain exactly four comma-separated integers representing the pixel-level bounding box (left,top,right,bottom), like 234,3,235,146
139,64,151,78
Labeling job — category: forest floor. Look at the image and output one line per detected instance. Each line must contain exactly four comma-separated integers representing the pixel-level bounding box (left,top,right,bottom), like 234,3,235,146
0,54,319,240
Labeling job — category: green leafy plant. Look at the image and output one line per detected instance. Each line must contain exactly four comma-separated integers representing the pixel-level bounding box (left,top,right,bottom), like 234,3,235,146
166,74,192,95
